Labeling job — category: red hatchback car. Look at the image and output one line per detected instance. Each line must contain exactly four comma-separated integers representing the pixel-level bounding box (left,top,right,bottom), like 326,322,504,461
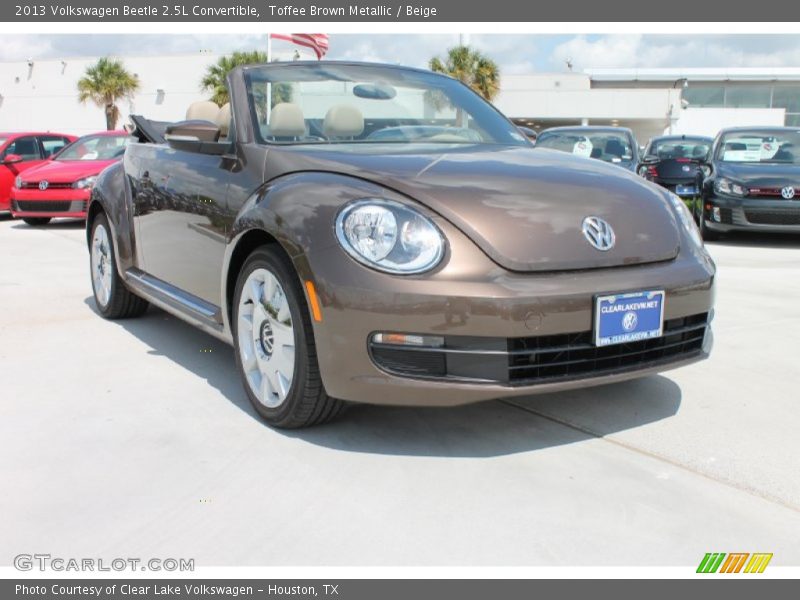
1,132,77,214
11,131,131,225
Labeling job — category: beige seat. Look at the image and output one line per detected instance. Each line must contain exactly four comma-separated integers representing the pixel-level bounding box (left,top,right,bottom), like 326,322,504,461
185,100,220,122
268,103,306,138
323,105,364,138
215,103,231,140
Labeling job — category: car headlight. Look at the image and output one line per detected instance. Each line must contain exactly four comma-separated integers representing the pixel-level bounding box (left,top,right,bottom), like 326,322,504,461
335,199,445,274
14,176,22,189
669,192,703,248
715,178,746,196
72,176,97,190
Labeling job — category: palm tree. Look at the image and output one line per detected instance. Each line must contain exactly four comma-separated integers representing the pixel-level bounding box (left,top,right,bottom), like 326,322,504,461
201,51,292,123
429,45,501,102
77,58,140,130
201,51,268,106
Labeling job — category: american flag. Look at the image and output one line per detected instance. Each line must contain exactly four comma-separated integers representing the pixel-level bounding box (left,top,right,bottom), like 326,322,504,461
270,34,330,59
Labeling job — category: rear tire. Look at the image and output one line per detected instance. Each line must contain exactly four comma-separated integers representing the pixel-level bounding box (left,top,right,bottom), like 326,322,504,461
23,217,51,226
232,246,344,428
90,213,149,319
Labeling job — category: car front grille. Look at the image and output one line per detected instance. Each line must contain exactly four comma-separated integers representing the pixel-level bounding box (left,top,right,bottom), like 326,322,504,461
746,187,798,198
14,200,73,212
745,209,800,226
507,313,707,383
20,182,73,190
370,312,709,386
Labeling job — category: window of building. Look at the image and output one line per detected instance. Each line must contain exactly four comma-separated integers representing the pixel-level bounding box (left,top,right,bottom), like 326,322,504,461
772,86,800,114
724,86,772,109
683,86,725,107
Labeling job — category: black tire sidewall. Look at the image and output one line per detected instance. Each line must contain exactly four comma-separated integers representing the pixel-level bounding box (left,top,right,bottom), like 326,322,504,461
232,247,312,424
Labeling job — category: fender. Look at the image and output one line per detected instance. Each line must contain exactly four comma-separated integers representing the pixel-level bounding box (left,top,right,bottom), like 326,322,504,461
220,171,423,336
86,161,137,275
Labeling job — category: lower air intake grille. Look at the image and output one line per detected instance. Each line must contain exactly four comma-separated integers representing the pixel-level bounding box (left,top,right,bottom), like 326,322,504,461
370,313,709,385
15,200,72,212
745,210,800,226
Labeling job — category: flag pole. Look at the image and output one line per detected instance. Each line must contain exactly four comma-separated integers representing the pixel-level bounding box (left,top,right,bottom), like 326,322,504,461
266,33,272,125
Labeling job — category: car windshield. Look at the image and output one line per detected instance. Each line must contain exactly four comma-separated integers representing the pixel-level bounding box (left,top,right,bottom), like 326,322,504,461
55,134,132,161
717,131,800,164
650,139,710,160
243,63,529,146
536,131,634,163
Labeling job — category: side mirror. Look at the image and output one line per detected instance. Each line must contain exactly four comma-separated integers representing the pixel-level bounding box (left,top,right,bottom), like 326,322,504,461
3,153,23,165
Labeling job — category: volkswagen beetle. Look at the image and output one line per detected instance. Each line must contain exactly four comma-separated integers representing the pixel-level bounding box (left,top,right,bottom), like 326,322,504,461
86,62,716,428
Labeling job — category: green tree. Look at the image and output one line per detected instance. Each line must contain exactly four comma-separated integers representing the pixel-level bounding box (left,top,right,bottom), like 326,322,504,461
200,51,292,120
429,45,501,102
77,57,140,130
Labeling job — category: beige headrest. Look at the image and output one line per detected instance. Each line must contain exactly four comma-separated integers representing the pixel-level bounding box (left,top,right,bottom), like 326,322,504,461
269,103,305,137
186,100,220,122
323,105,364,138
215,103,231,137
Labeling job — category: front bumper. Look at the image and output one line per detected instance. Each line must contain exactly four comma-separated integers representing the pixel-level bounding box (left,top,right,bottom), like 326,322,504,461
300,220,716,406
10,187,90,219
704,194,800,233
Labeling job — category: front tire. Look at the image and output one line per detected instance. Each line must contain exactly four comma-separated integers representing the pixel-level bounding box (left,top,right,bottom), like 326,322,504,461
698,209,720,241
233,247,344,428
90,213,149,319
23,217,51,226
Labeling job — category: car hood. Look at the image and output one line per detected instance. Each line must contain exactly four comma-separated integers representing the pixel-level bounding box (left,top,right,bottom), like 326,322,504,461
19,159,119,184
714,161,800,187
269,144,680,272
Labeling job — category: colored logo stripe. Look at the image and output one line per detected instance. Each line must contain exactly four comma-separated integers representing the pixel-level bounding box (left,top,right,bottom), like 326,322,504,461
720,553,749,573
744,553,773,573
697,553,726,573
697,552,773,573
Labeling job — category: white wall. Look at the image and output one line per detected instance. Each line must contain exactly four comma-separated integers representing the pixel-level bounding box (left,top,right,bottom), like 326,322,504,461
0,54,233,135
495,74,680,123
671,108,786,138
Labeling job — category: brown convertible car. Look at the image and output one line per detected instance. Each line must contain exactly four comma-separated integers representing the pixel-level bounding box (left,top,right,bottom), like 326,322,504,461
87,62,716,428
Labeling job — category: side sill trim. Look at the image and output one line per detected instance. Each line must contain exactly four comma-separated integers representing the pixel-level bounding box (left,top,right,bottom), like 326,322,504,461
125,268,222,324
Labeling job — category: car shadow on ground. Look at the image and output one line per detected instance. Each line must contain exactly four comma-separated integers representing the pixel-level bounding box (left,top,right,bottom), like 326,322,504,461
84,297,683,458
708,232,800,249
10,218,85,231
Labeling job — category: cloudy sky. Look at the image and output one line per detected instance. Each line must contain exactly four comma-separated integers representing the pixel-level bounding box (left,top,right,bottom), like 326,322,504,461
3,34,800,72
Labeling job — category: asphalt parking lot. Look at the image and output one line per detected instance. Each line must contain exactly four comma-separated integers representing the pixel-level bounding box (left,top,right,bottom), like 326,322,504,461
1,215,799,566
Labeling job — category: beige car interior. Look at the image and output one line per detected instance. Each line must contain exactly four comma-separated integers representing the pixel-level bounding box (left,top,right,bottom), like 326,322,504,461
177,101,366,143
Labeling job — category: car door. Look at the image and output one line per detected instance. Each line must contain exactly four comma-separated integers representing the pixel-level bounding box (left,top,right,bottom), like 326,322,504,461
132,144,234,308
0,136,46,206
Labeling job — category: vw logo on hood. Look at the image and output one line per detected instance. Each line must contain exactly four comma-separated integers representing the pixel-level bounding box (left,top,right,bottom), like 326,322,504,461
781,186,796,199
38,181,49,191
582,216,616,251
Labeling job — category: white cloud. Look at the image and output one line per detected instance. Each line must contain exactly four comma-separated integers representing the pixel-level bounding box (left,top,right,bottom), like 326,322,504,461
550,34,800,70
0,35,55,62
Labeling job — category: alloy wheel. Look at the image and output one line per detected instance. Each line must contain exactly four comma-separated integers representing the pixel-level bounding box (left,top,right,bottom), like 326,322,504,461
237,268,296,408
91,224,113,308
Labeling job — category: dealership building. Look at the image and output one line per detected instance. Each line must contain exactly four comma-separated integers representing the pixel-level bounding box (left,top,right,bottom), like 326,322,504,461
1,52,799,144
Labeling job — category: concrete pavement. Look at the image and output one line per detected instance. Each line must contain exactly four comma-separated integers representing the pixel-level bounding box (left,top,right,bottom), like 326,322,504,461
1,216,799,566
